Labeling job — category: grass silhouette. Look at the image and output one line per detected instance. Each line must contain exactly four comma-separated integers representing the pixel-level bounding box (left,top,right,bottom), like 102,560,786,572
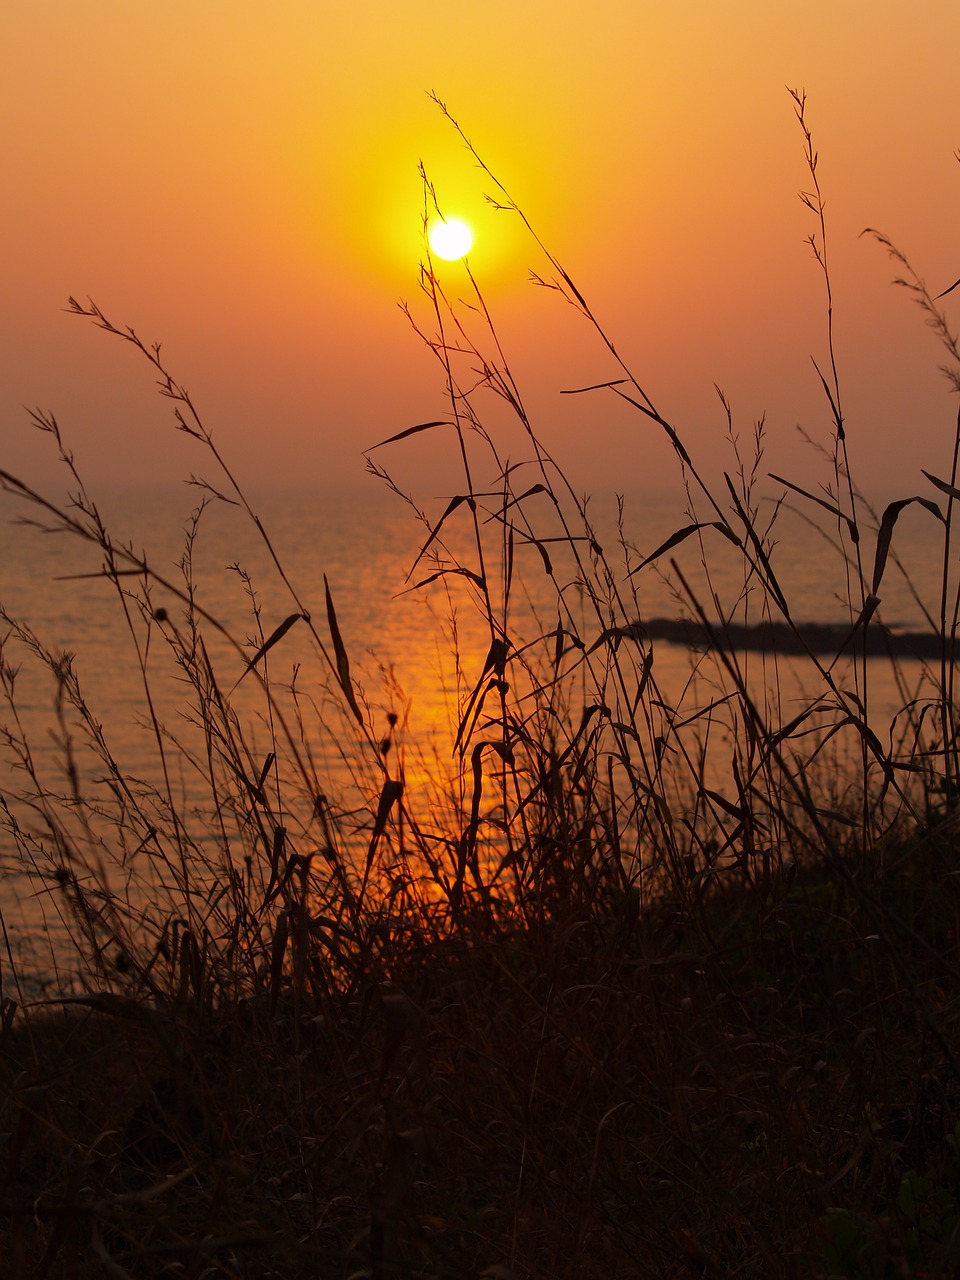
1,91,959,1277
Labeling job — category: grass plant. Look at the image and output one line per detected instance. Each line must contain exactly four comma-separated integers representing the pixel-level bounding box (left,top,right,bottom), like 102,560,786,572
1,91,959,1277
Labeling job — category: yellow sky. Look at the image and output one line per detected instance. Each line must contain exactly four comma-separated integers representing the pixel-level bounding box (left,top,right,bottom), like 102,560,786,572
3,1,960,501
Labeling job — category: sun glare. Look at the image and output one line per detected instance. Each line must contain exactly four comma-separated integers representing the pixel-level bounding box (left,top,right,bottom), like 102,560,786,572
428,216,473,261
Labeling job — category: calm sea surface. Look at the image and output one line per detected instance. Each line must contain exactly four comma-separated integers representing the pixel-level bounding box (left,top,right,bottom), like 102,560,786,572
0,480,950,993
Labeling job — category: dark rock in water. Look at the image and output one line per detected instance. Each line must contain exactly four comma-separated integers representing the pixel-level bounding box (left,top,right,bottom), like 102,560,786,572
641,617,955,661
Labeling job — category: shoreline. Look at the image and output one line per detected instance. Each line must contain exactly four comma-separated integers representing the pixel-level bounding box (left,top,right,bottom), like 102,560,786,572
643,616,953,660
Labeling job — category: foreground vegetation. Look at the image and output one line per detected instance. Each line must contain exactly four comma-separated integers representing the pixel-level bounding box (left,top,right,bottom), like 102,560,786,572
1,92,960,1276
2,840,959,1278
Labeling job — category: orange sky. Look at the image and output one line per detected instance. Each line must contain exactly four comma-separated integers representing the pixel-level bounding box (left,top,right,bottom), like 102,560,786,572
3,1,960,503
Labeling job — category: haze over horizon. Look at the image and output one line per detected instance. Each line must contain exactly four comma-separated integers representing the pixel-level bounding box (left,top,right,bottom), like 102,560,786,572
4,2,960,508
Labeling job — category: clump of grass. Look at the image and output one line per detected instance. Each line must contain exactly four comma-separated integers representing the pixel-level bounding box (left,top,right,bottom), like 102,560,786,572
1,90,959,1277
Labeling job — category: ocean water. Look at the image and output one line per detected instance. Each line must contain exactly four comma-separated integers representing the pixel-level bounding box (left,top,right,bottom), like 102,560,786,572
0,478,950,993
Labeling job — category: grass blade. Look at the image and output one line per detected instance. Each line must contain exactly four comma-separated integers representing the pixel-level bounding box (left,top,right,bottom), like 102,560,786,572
366,420,453,450
921,469,960,501
628,522,739,576
406,494,475,582
361,778,404,894
769,472,859,540
872,496,943,595
324,575,362,724
235,612,305,686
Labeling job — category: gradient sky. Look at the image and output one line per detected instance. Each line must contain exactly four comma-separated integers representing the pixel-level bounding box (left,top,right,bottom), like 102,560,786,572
4,1,960,504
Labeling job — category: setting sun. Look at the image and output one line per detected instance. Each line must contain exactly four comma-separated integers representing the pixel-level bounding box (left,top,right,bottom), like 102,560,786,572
427,216,473,261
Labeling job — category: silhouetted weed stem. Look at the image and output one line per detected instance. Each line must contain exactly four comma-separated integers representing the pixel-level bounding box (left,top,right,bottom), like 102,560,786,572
62,302,391,777
863,242,960,812
428,92,731,528
789,87,883,866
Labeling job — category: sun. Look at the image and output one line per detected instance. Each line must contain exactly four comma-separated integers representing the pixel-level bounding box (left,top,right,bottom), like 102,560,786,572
427,216,473,261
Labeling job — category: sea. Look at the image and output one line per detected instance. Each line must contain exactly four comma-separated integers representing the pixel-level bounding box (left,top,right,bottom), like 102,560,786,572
0,478,951,996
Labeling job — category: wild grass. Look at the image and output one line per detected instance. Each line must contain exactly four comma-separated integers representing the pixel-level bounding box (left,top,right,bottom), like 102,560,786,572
1,91,959,1277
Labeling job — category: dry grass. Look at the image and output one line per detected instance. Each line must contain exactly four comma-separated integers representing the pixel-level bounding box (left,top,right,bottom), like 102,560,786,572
1,91,960,1277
